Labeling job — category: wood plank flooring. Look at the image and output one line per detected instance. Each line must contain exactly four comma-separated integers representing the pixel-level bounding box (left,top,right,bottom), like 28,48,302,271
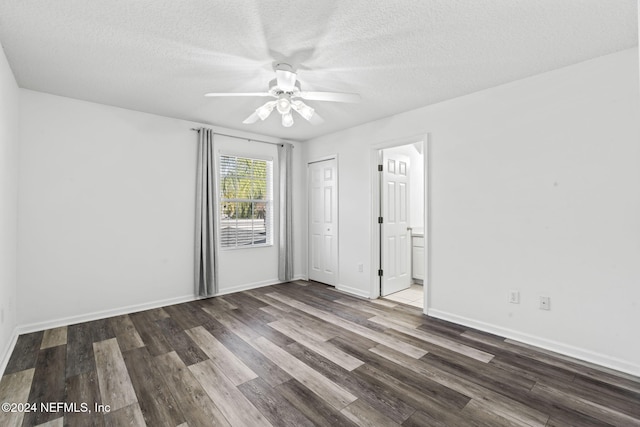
1,281,639,427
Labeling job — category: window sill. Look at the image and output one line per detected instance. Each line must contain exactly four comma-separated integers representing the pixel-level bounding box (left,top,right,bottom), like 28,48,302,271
220,244,274,251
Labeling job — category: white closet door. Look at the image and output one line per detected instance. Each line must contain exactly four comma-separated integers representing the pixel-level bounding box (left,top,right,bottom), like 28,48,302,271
308,159,338,285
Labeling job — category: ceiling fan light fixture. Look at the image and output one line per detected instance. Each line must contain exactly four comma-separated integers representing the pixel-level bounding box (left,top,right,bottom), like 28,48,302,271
256,100,276,120
276,96,291,114
292,100,315,120
282,112,294,127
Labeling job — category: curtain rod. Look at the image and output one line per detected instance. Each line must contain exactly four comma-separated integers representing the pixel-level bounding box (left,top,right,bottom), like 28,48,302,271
190,128,292,147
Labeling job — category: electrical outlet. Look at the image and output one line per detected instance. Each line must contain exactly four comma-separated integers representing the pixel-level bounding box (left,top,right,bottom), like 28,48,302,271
508,290,520,304
358,263,364,272
540,296,550,310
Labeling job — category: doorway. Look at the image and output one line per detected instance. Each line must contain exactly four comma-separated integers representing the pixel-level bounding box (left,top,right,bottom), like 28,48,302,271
308,157,338,286
373,137,428,310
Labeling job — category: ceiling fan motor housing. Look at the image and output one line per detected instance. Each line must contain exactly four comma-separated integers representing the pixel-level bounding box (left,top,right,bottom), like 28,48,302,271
273,62,294,72
269,79,301,95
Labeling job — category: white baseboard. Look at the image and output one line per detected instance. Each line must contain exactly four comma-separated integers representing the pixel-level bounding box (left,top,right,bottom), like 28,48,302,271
292,274,307,281
0,328,19,377
2,279,297,377
336,283,372,299
428,309,640,377
18,294,196,335
17,279,292,335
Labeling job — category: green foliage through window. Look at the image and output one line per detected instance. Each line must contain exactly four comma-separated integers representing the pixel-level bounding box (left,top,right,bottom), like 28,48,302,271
219,155,272,248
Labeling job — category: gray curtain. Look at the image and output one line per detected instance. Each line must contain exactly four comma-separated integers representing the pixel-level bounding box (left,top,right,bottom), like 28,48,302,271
195,128,218,297
278,143,294,282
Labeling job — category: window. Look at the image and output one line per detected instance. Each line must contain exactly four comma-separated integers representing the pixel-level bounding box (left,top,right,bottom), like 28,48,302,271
219,155,273,248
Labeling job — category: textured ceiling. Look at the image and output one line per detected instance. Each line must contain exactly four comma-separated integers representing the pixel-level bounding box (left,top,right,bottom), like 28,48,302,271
0,1,637,141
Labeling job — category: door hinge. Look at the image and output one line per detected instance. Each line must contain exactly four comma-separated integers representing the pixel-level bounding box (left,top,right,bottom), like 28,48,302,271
378,217,383,224
378,164,383,172
378,269,383,277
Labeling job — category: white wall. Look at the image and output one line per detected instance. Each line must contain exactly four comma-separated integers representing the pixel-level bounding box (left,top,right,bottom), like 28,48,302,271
18,90,304,330
292,141,307,279
0,42,19,373
305,48,640,375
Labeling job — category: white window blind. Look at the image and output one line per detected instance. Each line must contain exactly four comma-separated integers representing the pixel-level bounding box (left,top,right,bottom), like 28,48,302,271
219,155,273,248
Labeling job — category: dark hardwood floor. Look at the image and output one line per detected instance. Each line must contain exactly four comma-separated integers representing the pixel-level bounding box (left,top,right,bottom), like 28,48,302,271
1,280,639,426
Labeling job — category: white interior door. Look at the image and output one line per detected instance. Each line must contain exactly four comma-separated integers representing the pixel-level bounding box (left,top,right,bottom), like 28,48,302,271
308,159,338,285
381,151,411,296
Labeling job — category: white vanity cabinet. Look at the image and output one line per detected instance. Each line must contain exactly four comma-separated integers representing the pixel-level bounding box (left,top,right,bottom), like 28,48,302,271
412,235,425,281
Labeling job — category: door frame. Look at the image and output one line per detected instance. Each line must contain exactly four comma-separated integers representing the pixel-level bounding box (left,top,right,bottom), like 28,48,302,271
307,154,339,286
369,134,431,313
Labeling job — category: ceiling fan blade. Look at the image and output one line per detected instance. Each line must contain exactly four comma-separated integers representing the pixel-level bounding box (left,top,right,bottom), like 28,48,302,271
298,91,361,103
275,69,297,91
204,92,272,97
308,112,324,126
242,112,260,124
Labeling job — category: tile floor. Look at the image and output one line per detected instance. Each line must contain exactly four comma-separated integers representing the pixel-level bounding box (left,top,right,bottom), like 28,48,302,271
384,283,424,308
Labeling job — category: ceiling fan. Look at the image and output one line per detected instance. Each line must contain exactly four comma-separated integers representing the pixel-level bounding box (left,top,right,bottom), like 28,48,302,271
204,63,361,128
